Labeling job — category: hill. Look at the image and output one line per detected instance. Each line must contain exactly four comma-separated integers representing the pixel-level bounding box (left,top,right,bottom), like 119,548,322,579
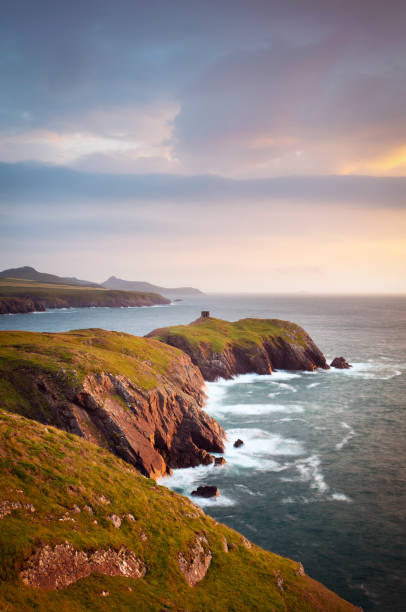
102,275,203,297
0,409,361,611
0,266,101,287
0,279,169,314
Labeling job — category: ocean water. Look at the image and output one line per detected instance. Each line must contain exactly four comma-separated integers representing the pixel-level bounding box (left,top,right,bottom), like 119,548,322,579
1,294,405,611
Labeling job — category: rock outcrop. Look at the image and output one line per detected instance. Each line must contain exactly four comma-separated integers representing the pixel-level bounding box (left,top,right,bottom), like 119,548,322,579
20,542,146,589
147,316,329,381
331,357,352,369
191,486,219,498
0,329,224,478
177,534,212,586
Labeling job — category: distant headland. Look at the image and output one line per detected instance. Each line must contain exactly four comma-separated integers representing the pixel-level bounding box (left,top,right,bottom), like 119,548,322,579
0,266,203,314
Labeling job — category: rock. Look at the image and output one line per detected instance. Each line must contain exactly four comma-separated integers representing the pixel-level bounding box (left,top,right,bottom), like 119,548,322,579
108,514,122,529
20,542,146,590
0,500,36,519
0,500,22,519
125,513,136,522
178,534,212,586
139,529,148,541
330,356,352,369
214,456,226,466
191,486,219,498
275,572,284,591
96,495,110,505
233,439,244,448
241,537,252,549
296,562,305,576
221,536,228,552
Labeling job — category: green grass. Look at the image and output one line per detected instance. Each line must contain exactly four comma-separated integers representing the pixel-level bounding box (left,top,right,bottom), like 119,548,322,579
150,317,309,354
0,410,360,612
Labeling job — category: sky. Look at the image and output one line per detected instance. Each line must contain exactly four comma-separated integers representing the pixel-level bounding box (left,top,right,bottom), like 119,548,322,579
1,0,405,293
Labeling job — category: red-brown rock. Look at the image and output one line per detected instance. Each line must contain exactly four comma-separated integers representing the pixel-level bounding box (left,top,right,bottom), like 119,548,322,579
330,357,352,369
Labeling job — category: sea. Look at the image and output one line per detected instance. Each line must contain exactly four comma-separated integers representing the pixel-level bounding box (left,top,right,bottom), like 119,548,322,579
1,294,405,612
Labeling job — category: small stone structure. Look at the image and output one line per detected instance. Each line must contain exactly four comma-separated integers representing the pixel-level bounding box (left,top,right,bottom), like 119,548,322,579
201,311,210,318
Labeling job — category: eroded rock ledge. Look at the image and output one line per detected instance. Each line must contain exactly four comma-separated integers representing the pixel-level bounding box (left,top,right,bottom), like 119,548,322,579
20,542,146,589
147,315,329,381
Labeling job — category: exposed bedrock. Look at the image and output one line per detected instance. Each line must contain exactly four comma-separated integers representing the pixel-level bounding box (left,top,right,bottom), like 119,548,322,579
147,316,329,381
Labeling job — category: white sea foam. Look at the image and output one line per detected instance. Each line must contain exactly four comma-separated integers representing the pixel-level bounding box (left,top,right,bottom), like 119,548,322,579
269,382,297,392
335,421,356,450
158,465,236,507
294,455,329,494
225,428,304,470
193,495,236,508
235,484,264,497
307,382,320,388
207,402,304,417
333,361,403,381
330,492,352,502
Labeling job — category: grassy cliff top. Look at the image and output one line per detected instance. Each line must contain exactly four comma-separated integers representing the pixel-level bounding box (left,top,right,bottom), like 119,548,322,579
0,329,190,397
148,316,309,353
0,410,360,612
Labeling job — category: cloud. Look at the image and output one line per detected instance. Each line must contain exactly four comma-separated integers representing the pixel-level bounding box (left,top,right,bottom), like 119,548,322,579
0,162,405,208
0,1,405,176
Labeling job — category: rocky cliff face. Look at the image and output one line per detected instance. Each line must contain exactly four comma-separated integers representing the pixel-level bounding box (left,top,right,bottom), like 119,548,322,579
0,330,224,478
147,316,329,381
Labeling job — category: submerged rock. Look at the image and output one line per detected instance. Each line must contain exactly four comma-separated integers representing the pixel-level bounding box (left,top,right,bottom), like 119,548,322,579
233,439,244,448
330,357,352,369
191,486,219,498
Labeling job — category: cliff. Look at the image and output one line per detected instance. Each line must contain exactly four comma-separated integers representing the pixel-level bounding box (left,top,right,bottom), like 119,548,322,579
147,316,329,381
0,410,362,611
0,329,224,478
0,279,169,314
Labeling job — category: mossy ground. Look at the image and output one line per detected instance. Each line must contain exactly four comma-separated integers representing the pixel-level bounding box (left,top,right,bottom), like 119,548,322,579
151,317,308,354
0,411,359,612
